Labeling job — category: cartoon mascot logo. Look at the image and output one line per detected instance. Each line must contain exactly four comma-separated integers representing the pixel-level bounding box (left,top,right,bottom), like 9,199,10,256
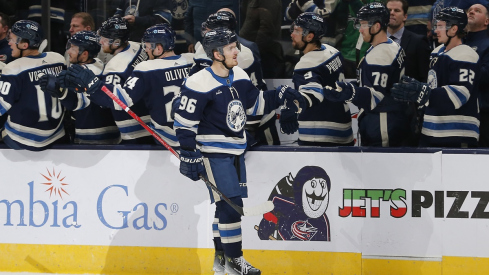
255,166,331,241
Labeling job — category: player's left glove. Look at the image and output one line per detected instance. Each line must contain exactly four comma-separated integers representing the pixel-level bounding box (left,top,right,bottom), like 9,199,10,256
279,108,299,135
391,75,431,106
276,85,307,113
323,81,356,102
62,64,101,94
179,149,207,181
39,74,64,98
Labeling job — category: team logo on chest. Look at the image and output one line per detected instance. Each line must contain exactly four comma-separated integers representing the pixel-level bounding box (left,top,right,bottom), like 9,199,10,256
226,100,246,132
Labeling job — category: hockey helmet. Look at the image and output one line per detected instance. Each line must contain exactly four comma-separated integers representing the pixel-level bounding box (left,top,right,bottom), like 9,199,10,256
10,20,43,49
434,6,468,34
355,2,390,30
202,27,240,59
290,12,325,41
97,16,129,43
142,23,176,51
67,31,101,59
205,10,237,31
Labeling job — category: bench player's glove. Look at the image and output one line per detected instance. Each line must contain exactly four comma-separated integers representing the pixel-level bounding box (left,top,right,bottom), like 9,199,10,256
59,64,101,94
179,149,207,181
276,85,307,113
39,74,64,98
391,75,431,106
323,81,356,102
279,108,299,134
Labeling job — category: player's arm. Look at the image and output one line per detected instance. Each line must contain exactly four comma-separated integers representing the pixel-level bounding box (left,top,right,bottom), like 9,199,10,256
427,63,476,112
293,68,324,108
173,85,209,150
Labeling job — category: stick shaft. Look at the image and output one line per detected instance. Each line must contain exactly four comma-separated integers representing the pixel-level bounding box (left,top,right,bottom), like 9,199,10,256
101,86,245,216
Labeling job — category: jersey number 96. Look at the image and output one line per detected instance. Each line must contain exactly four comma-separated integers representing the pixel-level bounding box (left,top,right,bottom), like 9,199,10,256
178,95,197,113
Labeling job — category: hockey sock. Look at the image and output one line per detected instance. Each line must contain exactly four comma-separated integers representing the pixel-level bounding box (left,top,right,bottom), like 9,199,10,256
213,208,224,251
217,197,243,258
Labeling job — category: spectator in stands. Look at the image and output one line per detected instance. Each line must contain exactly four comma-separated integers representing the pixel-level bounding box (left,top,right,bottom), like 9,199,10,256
114,0,174,42
404,0,435,36
0,12,12,64
465,3,489,147
69,12,95,36
387,0,430,82
184,0,239,53
240,0,284,78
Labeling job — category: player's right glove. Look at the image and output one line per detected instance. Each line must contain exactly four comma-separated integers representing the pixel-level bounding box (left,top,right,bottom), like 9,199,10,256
279,108,299,135
179,149,207,181
276,85,307,113
39,74,65,98
60,64,101,94
323,81,356,102
391,75,431,106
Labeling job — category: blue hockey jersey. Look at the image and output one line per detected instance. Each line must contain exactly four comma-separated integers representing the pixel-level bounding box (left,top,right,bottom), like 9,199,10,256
293,44,353,145
421,44,480,147
89,41,151,141
353,39,410,147
89,55,193,148
0,52,66,150
59,58,121,144
174,66,280,156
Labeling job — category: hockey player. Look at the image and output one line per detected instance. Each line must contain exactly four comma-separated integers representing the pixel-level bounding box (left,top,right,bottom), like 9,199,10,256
322,2,410,147
60,17,152,144
39,31,121,144
0,20,66,151
281,12,353,146
392,7,479,147
193,9,279,146
63,24,191,148
173,27,305,275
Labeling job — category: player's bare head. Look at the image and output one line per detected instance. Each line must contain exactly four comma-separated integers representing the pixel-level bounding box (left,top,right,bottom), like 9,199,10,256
467,4,489,31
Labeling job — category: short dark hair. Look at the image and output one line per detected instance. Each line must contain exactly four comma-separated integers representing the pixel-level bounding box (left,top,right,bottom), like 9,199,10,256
72,12,95,31
0,12,11,28
386,0,409,15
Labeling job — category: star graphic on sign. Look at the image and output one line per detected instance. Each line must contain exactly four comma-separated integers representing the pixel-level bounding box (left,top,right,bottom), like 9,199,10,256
40,168,69,199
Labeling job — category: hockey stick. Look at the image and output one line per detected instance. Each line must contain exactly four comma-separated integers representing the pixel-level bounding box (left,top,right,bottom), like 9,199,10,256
100,85,274,216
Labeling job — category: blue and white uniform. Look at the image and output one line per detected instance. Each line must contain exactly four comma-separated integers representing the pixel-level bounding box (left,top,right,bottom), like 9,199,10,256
88,41,151,142
88,55,193,147
294,44,353,145
352,39,410,147
420,44,480,147
0,52,66,150
59,58,121,144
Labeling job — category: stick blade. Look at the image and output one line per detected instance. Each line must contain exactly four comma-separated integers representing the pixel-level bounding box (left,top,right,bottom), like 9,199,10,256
243,201,274,216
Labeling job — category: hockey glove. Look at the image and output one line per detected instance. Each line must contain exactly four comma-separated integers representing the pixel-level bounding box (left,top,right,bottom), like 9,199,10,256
279,108,299,134
276,85,307,114
179,149,207,181
323,81,355,102
391,76,431,106
63,64,101,94
39,74,64,98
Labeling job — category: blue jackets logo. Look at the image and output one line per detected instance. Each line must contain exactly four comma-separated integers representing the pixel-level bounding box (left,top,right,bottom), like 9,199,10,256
226,99,246,132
